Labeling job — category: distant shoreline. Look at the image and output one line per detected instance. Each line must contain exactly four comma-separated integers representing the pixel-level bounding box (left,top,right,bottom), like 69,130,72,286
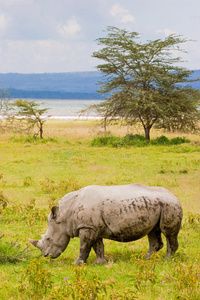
48,115,103,120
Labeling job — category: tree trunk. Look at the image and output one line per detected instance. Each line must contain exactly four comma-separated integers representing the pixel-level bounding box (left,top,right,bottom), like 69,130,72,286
144,126,151,141
39,124,43,139
103,116,107,133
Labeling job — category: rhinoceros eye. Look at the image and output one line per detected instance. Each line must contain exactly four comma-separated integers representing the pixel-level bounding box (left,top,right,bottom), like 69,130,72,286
46,237,50,241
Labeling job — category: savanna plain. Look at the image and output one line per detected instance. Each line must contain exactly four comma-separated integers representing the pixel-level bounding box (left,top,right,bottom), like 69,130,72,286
0,120,200,299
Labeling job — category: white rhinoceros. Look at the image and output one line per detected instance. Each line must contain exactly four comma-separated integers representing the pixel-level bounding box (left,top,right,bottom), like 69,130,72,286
29,184,183,264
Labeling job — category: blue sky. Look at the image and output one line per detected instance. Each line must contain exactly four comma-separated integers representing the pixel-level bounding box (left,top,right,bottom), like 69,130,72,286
0,0,200,73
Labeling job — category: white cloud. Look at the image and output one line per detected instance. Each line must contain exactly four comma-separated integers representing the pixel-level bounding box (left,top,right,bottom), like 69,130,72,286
0,14,9,32
121,14,135,24
155,28,177,36
110,4,135,24
0,39,96,73
110,3,126,17
57,17,81,38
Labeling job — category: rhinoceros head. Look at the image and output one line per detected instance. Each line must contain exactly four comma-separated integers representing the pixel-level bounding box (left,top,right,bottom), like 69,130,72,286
29,206,70,259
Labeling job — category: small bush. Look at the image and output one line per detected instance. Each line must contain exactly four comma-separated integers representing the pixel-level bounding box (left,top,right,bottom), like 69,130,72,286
151,135,170,145
123,134,148,147
91,134,190,148
0,235,31,263
170,136,190,145
183,213,200,228
54,265,111,300
40,177,80,195
124,134,146,142
91,136,123,147
168,262,200,299
7,199,48,225
0,191,8,214
91,134,148,148
9,135,58,144
151,135,190,145
17,258,53,299
23,176,33,187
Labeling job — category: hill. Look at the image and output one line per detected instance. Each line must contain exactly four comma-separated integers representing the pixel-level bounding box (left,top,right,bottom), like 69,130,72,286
0,72,104,99
0,70,199,99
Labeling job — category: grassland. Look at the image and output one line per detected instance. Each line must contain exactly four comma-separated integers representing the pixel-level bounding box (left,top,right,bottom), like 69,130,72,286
0,120,200,299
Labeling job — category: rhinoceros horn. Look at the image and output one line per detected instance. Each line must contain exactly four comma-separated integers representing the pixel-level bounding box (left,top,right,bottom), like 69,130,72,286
29,238,41,249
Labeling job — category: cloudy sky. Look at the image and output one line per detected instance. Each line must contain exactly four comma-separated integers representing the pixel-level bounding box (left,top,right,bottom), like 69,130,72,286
0,0,200,73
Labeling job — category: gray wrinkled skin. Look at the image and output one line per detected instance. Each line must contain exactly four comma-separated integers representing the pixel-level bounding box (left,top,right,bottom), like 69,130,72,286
29,184,183,264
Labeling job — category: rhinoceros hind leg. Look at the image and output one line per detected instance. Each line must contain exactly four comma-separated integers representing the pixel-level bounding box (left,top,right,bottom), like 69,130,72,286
146,225,163,259
160,206,182,258
93,238,107,264
73,228,96,264
165,234,178,258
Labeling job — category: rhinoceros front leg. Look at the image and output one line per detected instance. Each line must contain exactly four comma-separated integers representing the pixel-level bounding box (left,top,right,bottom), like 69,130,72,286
146,225,164,259
73,228,95,264
93,238,107,264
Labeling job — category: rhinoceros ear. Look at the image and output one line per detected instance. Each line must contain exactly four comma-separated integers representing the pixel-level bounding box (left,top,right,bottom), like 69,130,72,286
51,206,59,219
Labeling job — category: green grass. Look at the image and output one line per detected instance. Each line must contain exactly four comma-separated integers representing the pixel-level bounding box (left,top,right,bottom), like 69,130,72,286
0,121,200,299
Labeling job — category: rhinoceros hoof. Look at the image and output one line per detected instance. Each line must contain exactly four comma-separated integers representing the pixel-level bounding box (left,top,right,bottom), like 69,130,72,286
93,257,107,264
72,258,85,265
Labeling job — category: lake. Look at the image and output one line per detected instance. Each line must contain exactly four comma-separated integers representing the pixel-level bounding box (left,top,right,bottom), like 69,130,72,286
32,99,103,120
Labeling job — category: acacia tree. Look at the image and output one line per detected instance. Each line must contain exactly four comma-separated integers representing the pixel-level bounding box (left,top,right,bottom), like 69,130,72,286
91,26,200,140
13,99,50,138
